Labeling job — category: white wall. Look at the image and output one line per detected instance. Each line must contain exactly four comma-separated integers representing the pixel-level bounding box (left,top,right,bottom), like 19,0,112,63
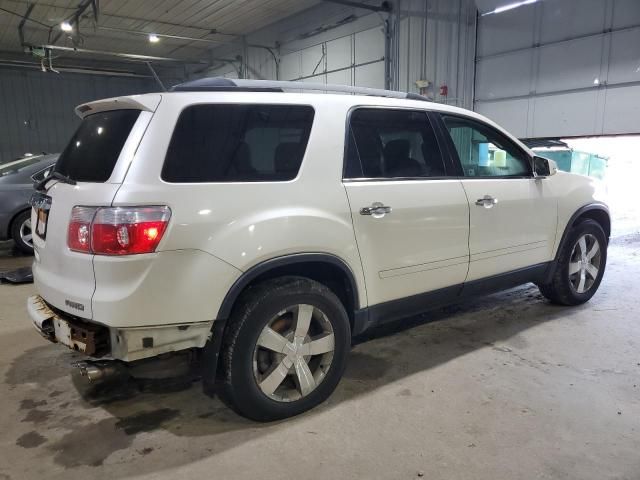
202,0,477,109
475,0,640,138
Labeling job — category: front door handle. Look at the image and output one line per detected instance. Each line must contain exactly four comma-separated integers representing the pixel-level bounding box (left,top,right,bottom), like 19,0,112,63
360,202,392,218
475,195,498,208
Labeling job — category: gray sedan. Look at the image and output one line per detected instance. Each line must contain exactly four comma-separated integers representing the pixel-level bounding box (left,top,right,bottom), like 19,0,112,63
0,154,58,254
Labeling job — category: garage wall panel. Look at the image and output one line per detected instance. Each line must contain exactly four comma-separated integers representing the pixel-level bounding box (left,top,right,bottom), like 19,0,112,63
602,84,640,134
475,0,640,137
539,0,607,43
0,68,154,162
531,91,599,138
203,0,477,110
608,28,640,84
536,36,603,93
612,0,640,28
477,6,536,56
475,51,533,99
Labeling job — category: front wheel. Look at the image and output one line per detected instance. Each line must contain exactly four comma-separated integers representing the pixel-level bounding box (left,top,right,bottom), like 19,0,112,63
539,219,607,305
217,276,351,421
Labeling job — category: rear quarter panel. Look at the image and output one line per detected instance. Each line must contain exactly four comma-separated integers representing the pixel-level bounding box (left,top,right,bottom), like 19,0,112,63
107,93,367,325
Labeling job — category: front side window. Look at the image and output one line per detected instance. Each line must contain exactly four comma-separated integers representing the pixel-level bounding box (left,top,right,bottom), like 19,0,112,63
162,104,314,183
441,115,531,178
344,108,446,180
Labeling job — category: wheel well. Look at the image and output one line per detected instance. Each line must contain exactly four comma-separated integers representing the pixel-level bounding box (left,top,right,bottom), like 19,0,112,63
224,260,358,331
574,208,610,239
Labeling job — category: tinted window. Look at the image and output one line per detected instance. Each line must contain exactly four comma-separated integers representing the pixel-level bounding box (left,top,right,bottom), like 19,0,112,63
345,108,446,179
442,115,530,177
56,110,140,182
162,104,314,183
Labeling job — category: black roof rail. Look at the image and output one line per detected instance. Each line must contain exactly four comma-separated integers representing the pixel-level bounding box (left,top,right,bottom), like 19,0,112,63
170,77,431,102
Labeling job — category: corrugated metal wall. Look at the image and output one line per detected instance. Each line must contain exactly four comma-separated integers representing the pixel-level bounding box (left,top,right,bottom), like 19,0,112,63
203,0,477,109
0,68,155,162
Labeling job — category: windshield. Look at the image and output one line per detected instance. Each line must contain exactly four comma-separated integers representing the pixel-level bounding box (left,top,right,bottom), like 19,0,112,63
55,109,141,182
0,156,44,177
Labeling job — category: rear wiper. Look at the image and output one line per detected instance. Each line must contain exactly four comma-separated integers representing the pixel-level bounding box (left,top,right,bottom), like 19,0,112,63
34,171,76,192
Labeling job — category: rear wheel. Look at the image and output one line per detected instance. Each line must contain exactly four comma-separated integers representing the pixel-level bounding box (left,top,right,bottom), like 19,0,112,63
217,276,350,421
11,211,34,254
539,219,607,305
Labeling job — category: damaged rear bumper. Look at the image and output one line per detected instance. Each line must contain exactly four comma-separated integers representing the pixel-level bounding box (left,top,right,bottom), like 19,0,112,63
27,295,214,362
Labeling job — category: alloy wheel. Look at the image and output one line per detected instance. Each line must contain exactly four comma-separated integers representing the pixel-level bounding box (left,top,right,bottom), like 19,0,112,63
253,304,335,402
20,218,33,248
569,233,601,294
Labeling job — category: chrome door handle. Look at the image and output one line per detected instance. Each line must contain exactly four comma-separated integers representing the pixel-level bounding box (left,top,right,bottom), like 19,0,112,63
475,195,498,208
360,202,392,218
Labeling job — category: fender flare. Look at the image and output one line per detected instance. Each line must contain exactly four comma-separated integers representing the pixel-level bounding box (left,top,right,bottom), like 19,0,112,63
543,202,610,283
215,253,361,320
201,253,362,394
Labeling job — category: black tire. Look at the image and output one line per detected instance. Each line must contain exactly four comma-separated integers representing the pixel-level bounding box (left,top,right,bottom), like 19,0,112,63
539,219,607,305
217,276,351,421
10,210,34,255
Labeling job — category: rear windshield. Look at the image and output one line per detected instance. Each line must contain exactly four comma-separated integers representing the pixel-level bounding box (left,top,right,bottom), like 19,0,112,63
55,109,141,182
162,104,314,183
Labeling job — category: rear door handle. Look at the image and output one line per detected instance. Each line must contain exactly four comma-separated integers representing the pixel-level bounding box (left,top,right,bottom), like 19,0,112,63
475,195,498,208
360,202,392,218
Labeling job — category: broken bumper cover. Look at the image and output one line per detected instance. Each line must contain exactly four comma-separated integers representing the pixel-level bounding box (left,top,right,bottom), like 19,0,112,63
28,295,110,356
27,295,214,362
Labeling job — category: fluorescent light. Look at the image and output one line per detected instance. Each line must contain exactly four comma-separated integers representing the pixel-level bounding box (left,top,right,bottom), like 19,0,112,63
483,0,538,15
148,34,160,43
60,21,73,32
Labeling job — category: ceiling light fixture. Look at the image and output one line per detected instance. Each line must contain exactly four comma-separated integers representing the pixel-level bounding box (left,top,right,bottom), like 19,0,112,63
148,34,160,43
60,21,73,32
483,0,538,16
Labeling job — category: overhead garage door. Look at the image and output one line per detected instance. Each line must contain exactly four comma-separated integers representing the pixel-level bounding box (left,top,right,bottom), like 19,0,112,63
474,0,640,138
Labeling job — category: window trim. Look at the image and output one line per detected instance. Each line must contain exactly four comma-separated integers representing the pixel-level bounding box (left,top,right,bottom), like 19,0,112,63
160,102,316,184
436,112,534,180
342,105,454,182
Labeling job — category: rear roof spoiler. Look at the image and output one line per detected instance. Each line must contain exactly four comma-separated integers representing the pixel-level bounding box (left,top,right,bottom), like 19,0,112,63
170,77,431,102
75,94,162,118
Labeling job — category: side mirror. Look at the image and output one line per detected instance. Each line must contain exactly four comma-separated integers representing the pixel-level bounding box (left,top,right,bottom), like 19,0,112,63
533,156,557,178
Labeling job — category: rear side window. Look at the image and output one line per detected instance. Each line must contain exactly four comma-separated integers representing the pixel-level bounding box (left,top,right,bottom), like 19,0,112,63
344,108,446,179
162,104,315,183
56,110,141,182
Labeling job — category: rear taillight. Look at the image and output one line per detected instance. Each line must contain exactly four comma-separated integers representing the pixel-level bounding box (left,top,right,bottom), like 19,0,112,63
68,207,96,253
68,206,171,255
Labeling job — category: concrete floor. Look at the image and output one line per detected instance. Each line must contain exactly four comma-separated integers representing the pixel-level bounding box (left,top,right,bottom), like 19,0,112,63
0,236,639,480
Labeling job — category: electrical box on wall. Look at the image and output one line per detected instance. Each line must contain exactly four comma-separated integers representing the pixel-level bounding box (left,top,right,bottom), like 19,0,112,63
415,80,434,100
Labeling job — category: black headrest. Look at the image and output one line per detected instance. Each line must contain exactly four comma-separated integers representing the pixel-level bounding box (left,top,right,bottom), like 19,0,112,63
383,139,410,160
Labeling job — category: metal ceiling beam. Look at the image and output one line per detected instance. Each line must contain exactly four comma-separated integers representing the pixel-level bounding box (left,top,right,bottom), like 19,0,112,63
33,44,207,64
321,0,391,12
17,3,34,47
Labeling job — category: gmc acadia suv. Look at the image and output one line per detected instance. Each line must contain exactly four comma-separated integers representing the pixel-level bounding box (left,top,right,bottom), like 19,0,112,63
27,78,609,421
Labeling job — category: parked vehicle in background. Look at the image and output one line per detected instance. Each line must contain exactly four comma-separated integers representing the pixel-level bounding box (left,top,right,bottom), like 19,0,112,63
0,154,57,253
27,79,610,421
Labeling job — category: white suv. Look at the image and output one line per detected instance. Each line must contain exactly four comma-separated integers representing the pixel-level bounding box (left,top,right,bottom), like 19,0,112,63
27,78,609,421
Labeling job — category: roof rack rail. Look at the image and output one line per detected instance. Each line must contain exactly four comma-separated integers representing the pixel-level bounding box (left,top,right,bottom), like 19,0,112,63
170,77,430,102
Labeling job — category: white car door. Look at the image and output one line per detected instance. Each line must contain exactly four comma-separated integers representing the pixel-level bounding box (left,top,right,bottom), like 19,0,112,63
343,108,470,311
438,113,558,282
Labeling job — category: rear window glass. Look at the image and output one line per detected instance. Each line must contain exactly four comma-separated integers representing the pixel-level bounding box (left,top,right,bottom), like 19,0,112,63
162,104,314,183
55,109,141,182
